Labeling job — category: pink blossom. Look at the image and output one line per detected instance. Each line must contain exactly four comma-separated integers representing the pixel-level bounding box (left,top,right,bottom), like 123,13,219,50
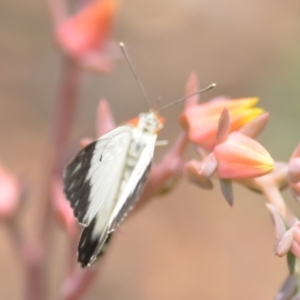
214,132,274,179
55,0,119,73
0,162,20,218
180,97,264,150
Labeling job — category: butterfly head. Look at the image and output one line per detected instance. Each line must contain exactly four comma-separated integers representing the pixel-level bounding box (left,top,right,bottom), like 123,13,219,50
127,111,165,134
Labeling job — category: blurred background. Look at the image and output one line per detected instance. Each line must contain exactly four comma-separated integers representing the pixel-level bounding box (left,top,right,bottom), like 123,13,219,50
1,0,300,299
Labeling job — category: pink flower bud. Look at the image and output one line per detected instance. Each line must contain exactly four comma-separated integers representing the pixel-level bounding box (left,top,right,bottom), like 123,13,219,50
0,162,20,218
213,132,274,179
180,97,264,150
55,0,118,72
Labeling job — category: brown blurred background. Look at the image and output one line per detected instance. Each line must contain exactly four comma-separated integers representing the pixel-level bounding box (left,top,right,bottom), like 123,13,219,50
1,0,300,299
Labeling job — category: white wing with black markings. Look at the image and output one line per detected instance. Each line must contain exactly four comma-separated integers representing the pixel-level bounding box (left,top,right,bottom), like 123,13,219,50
78,132,157,267
63,125,133,226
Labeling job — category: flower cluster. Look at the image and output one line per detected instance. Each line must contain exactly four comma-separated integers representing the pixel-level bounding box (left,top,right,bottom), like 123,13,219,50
181,74,273,199
179,74,300,299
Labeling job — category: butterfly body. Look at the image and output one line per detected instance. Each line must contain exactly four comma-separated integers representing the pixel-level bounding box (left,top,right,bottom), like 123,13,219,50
63,110,164,267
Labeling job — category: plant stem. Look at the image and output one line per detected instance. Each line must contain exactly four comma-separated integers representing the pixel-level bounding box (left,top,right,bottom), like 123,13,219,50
61,268,98,300
262,184,298,228
30,59,80,300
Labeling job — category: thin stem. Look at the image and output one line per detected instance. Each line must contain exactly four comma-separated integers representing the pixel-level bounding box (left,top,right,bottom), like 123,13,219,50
32,59,80,300
262,184,298,227
237,164,296,228
61,268,98,300
52,59,81,173
41,59,80,239
6,219,44,300
25,257,45,300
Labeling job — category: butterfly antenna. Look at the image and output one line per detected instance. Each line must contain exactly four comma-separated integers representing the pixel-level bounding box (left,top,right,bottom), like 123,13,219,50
158,83,216,112
120,42,150,109
154,95,162,111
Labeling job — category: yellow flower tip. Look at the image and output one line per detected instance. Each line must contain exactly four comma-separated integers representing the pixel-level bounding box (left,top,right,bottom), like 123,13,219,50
224,97,260,111
181,96,265,151
241,107,265,123
235,137,274,173
236,97,260,108
231,102,263,115
250,106,264,116
246,97,259,107
231,107,264,130
256,156,274,174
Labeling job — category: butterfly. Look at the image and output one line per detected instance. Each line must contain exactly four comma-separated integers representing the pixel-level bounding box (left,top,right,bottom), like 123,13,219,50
63,111,165,267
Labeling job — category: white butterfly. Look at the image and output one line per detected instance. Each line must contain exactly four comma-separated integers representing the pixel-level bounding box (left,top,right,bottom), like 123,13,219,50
63,110,164,267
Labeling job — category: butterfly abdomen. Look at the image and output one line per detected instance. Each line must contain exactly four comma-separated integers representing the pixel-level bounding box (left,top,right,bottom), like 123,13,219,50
116,136,146,198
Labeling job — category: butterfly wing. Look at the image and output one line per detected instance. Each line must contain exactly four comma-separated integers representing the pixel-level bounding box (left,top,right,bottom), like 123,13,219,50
63,125,133,226
77,133,157,267
108,133,157,231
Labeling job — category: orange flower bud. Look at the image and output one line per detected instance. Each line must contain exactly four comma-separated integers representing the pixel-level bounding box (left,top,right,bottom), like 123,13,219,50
56,0,118,58
180,97,264,150
213,132,274,179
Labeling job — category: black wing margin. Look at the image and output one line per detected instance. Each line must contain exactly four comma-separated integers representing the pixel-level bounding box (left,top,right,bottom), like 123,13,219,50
63,141,97,225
